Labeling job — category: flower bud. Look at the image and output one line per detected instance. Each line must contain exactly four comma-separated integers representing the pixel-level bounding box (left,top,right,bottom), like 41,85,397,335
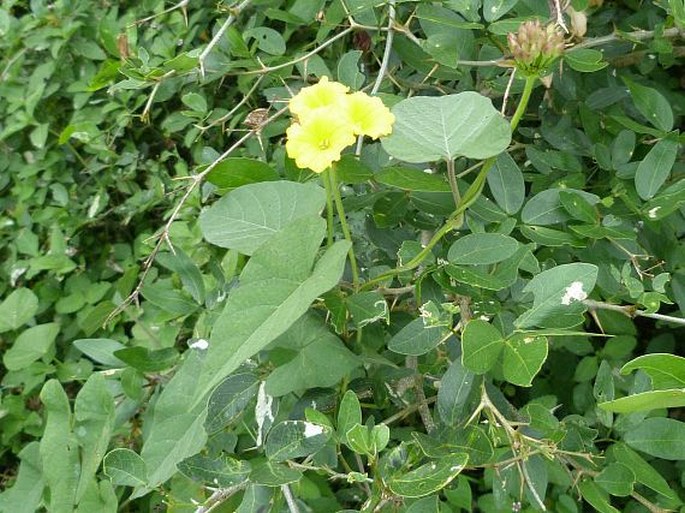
508,20,565,76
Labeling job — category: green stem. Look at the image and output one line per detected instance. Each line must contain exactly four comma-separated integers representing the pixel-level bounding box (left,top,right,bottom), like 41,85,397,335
329,166,360,289
509,75,536,132
361,158,496,290
446,158,460,207
323,169,335,247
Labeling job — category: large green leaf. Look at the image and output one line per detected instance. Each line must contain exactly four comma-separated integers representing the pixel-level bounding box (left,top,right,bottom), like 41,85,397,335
39,380,79,513
388,317,449,356
74,373,115,502
205,371,260,434
609,443,679,502
199,181,326,255
205,157,279,190
599,390,685,413
0,442,43,513
437,360,479,426
461,319,504,374
486,152,525,215
620,353,685,389
515,263,598,329
0,288,38,333
194,216,349,406
634,138,678,200
103,449,148,488
265,314,360,396
132,350,208,498
375,167,451,192
625,418,685,460
3,322,60,371
265,420,332,462
447,233,518,265
624,78,674,132
381,92,511,163
502,334,548,387
387,453,469,498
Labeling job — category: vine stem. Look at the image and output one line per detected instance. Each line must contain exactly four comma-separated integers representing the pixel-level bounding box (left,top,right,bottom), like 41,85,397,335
446,157,460,207
509,75,536,132
329,165,360,290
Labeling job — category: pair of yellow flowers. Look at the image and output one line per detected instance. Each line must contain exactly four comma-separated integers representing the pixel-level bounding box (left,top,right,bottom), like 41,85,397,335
285,77,396,173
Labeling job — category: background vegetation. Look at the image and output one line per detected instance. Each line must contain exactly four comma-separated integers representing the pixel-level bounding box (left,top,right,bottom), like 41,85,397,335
0,0,684,512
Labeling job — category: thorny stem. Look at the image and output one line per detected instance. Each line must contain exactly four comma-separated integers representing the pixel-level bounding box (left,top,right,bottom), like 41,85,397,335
281,484,301,513
194,484,246,513
199,0,253,77
329,165,360,290
584,299,685,327
355,0,396,156
106,105,289,323
406,355,436,433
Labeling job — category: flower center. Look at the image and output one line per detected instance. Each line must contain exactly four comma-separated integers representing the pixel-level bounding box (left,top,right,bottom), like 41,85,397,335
318,138,330,150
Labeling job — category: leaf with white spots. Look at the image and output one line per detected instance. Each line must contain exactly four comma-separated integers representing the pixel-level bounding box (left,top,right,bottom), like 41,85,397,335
515,263,598,329
265,420,332,462
502,334,549,387
387,453,469,498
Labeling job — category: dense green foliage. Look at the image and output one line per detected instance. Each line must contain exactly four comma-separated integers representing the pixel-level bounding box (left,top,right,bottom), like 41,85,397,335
1,0,685,512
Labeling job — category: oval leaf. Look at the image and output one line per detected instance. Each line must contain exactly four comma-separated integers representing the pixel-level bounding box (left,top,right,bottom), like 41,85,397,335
625,418,685,460
381,92,511,163
448,233,518,265
388,453,468,498
634,138,678,200
199,181,326,255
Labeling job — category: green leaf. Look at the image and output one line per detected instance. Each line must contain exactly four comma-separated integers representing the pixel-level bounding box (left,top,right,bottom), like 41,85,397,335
521,188,600,226
381,92,511,163
334,155,374,184
486,152,525,215
181,92,207,112
643,178,685,220
346,423,390,457
205,371,260,434
244,27,286,55
445,264,508,291
624,77,674,132
483,0,518,21
113,347,178,372
192,217,348,409
388,317,449,356
156,248,206,304
206,158,279,190
578,478,621,513
0,288,38,333
559,190,597,223
502,334,548,387
74,479,117,513
178,454,251,487
437,360,479,425
133,350,207,498
634,138,679,200
620,353,685,389
103,449,148,487
448,233,518,265
599,389,685,413
250,461,303,486
565,48,608,73
338,390,362,444
461,319,504,374
0,442,43,512
337,50,365,89
387,453,468,498
74,373,115,502
610,443,679,502
346,291,389,328
199,181,326,255
375,167,451,192
265,420,331,462
39,380,79,513
625,418,685,460
73,338,127,367
265,314,360,396
515,263,598,329
3,323,60,371
595,463,635,497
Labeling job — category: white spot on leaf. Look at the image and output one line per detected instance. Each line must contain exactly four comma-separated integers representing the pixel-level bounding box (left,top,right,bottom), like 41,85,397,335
189,339,209,350
561,281,587,305
303,422,324,438
255,382,274,446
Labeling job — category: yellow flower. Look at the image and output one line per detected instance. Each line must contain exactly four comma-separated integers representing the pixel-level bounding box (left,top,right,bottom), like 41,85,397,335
343,92,395,139
285,109,356,173
289,76,349,121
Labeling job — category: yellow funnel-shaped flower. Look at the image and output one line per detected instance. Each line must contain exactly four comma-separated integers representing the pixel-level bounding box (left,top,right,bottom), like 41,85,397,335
289,76,349,121
285,109,356,173
343,92,395,139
